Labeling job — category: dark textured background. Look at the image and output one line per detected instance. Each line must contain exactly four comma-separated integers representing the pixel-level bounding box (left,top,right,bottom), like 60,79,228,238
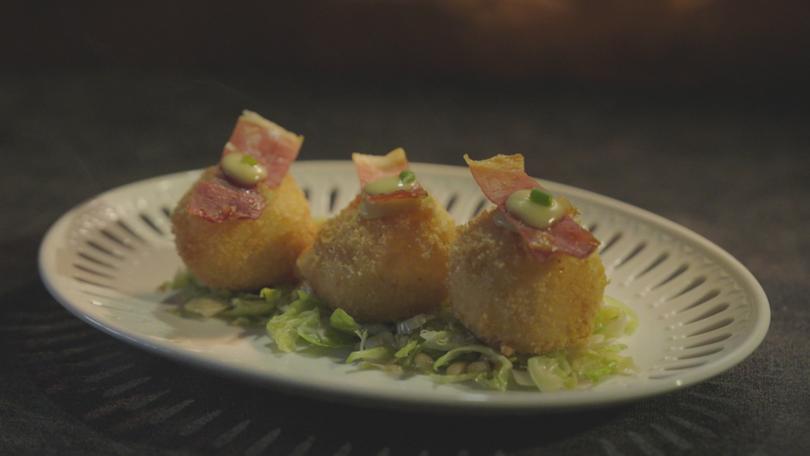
1,69,808,455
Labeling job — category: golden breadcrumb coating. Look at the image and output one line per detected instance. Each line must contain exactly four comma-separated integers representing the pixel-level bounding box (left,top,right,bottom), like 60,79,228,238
172,168,316,290
448,209,606,354
297,195,456,322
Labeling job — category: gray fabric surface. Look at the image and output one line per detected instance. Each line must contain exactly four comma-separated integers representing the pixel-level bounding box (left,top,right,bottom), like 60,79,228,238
1,70,808,455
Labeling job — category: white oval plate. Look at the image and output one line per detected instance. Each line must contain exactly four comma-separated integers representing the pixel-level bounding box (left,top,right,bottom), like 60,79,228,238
39,161,770,411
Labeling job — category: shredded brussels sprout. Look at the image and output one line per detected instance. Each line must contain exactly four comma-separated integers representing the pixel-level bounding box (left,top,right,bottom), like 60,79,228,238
162,270,637,392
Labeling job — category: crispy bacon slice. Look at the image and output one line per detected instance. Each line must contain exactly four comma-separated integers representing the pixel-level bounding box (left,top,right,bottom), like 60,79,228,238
223,111,303,188
188,111,302,222
515,216,601,259
352,148,408,186
464,154,599,259
352,148,427,200
188,172,266,222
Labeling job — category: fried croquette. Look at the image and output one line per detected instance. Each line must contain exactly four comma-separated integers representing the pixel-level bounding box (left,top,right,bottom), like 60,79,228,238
448,208,606,354
172,168,316,290
297,195,456,322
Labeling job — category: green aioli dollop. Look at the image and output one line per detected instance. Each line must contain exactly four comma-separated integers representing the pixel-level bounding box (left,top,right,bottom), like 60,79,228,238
363,175,417,195
221,153,267,187
360,172,421,219
505,189,569,229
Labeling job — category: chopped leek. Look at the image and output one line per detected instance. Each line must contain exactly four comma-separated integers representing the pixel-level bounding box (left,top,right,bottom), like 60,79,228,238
399,170,416,184
530,188,553,206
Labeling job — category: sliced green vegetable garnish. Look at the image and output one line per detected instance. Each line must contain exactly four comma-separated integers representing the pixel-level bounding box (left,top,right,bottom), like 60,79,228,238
297,314,354,348
433,345,513,392
527,354,576,392
530,188,553,206
398,170,416,184
396,314,432,335
220,297,275,318
183,297,228,318
420,328,474,351
594,296,639,337
394,339,420,359
265,292,319,352
329,308,361,333
347,346,391,364
163,270,638,393
165,269,194,290
260,287,283,302
240,154,258,166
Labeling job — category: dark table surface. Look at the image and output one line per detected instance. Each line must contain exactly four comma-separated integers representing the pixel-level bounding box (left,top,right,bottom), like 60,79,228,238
1,69,808,455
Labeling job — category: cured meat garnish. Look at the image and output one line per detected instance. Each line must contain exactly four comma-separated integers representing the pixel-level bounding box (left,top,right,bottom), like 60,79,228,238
353,148,427,200
514,216,601,259
188,171,266,222
187,111,302,223
464,154,599,259
464,154,539,206
352,148,409,186
223,111,303,188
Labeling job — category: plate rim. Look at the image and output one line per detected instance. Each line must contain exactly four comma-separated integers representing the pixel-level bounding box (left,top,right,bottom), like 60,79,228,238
38,161,771,412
